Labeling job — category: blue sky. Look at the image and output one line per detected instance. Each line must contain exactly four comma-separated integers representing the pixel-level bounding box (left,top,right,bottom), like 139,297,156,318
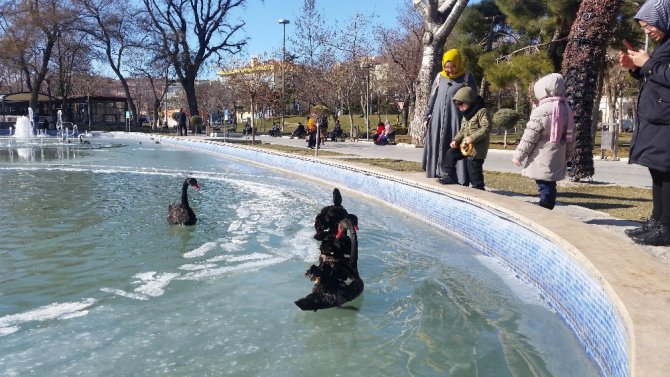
233,0,407,58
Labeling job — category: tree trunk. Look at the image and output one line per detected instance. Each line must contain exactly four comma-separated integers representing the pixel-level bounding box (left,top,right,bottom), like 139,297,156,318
29,34,56,117
409,43,440,145
118,77,139,128
153,98,161,131
561,0,622,181
402,94,410,128
409,0,470,145
181,77,200,118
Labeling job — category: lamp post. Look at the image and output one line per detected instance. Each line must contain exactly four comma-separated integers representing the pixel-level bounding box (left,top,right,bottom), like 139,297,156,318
278,18,290,132
362,64,371,141
86,79,91,131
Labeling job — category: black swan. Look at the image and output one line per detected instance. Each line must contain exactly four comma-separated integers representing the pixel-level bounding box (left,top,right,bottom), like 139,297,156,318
295,216,363,311
167,178,200,225
313,188,349,242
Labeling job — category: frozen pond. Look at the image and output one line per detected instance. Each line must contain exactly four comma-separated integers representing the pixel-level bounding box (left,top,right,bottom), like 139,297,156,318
0,136,599,376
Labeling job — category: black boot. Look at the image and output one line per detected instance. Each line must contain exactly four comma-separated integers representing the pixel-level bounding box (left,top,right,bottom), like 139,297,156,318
438,174,458,185
625,217,659,238
632,224,670,246
537,201,554,210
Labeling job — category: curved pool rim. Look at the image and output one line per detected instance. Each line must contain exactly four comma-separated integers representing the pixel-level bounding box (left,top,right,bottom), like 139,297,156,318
126,133,669,377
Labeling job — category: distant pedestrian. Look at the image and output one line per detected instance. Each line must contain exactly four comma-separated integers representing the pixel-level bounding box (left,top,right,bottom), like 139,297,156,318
178,108,187,136
513,73,575,209
351,124,359,142
306,116,317,149
318,115,328,146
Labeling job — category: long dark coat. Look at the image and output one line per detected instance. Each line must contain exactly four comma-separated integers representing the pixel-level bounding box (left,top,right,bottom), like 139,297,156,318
630,37,670,173
421,72,478,181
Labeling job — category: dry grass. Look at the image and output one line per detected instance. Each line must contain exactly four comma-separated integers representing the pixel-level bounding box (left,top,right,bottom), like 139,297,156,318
485,171,651,221
340,158,651,222
247,142,342,157
341,158,424,172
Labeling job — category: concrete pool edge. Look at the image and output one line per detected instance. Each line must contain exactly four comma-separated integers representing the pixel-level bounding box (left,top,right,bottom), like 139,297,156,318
135,134,669,377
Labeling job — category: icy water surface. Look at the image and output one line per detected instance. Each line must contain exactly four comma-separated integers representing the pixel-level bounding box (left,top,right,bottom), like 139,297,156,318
0,136,599,376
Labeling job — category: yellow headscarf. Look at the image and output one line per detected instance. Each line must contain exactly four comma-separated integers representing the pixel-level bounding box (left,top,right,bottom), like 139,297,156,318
441,49,466,79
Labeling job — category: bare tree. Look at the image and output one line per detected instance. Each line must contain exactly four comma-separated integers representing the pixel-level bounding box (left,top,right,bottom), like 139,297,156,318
76,0,146,126
289,0,334,112
141,0,246,117
222,57,274,144
0,0,78,116
409,0,470,145
51,29,92,122
0,61,23,92
379,2,424,128
127,48,173,130
327,13,373,137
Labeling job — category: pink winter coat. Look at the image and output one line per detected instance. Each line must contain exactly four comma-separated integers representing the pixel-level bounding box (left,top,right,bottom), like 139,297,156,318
513,73,576,182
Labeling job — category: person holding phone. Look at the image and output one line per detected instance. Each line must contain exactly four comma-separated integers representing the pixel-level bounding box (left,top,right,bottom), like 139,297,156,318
619,0,670,245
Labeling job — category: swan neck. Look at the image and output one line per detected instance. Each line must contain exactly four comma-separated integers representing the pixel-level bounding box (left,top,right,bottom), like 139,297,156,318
348,224,358,270
181,181,190,205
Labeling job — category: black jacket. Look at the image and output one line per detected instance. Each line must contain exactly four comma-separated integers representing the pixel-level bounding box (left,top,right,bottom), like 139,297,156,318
630,38,670,172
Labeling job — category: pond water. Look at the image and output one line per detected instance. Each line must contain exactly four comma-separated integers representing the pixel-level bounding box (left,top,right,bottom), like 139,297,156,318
0,136,600,376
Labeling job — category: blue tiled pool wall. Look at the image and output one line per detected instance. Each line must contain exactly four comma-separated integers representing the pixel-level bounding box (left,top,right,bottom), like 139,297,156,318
149,136,628,377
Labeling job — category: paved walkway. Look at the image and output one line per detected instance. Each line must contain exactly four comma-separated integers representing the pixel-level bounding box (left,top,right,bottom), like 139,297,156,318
252,135,651,188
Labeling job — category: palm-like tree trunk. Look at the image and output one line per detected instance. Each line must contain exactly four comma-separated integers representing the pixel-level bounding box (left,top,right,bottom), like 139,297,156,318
561,0,622,180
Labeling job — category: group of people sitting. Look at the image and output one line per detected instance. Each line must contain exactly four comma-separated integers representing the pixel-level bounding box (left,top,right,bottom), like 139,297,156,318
289,116,396,147
269,122,280,137
373,121,395,145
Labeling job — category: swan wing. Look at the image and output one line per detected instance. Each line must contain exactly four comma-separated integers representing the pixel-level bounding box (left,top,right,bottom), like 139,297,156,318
167,203,188,224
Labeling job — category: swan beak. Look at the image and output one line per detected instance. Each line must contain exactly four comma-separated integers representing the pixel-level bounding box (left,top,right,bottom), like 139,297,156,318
336,229,344,239
193,183,200,190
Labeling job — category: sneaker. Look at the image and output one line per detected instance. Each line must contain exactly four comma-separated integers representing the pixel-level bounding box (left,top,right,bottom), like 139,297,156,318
632,224,670,246
438,175,458,185
625,218,659,238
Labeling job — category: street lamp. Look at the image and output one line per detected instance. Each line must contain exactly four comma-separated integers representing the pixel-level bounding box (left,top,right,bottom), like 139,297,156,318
86,79,91,131
362,64,371,141
278,18,290,132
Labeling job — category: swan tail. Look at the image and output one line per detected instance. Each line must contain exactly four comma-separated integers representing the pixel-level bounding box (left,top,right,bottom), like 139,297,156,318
332,188,342,207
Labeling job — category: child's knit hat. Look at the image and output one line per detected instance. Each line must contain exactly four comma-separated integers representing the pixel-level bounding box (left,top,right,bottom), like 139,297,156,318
453,86,476,105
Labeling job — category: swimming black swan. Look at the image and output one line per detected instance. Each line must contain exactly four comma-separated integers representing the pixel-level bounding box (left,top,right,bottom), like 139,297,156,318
167,178,200,225
295,216,363,311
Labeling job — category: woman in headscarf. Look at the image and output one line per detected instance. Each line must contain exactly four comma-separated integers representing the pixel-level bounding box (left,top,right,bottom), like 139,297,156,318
422,49,478,182
620,0,670,245
306,116,317,149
